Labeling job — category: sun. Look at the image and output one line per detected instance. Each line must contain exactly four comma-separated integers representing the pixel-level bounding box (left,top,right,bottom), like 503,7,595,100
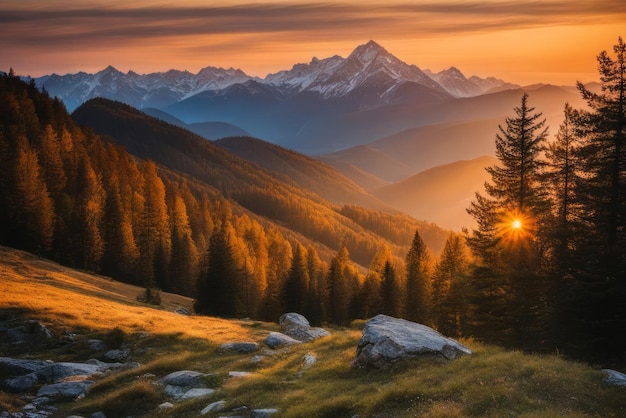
512,219,522,229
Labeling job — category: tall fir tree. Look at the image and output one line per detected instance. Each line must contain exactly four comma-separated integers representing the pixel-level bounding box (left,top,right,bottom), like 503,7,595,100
380,260,402,318
563,37,626,361
326,246,352,325
432,234,471,337
543,103,580,273
195,222,241,317
283,244,310,314
404,229,431,323
466,93,550,348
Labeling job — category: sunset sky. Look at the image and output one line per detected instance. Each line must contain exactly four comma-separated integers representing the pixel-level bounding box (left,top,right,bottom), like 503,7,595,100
2,0,625,86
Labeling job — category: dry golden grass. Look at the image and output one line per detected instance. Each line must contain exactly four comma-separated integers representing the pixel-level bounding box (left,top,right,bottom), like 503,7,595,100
2,245,626,418
0,246,268,344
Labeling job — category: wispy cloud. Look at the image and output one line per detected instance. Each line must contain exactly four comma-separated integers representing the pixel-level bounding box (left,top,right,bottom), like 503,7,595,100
2,1,625,48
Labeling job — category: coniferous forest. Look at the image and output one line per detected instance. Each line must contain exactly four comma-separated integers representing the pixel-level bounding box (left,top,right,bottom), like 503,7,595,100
1,38,625,365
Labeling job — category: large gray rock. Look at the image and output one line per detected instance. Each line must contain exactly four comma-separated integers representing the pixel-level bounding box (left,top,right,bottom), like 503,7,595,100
279,313,330,342
353,315,472,369
602,369,626,386
0,357,49,375
3,373,39,393
36,381,94,399
265,332,302,349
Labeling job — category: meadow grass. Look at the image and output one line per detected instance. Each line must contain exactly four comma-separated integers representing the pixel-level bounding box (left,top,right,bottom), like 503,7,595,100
1,246,625,417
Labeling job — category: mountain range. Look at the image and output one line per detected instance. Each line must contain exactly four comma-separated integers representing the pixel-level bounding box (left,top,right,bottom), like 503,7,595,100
32,40,593,230
36,41,511,113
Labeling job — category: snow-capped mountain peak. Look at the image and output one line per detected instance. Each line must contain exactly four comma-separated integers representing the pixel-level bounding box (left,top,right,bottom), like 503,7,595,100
35,40,516,111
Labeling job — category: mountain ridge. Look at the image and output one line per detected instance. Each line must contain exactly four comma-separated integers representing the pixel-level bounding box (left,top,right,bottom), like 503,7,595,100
34,40,515,113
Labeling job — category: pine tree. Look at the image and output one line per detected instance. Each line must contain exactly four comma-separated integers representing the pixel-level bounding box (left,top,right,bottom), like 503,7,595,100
432,234,470,337
562,37,626,361
138,160,171,290
283,244,310,314
76,157,105,271
404,229,431,323
8,137,55,252
380,260,401,318
466,93,550,348
543,103,580,273
574,36,626,279
326,246,351,325
195,222,241,317
170,195,199,296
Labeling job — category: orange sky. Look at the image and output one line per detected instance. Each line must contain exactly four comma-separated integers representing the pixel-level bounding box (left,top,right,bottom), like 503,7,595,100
2,0,625,85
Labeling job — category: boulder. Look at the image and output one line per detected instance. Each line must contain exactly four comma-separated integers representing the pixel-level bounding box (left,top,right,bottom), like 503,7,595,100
36,380,94,399
265,332,302,349
0,357,49,375
3,373,39,393
602,369,626,386
353,315,472,369
34,361,103,381
279,313,330,342
220,341,259,354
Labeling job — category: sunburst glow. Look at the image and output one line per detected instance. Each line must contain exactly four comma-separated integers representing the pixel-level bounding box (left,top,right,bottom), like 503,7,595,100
512,219,522,229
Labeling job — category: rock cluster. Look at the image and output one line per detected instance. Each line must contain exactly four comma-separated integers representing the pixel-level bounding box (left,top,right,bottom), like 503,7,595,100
0,357,138,417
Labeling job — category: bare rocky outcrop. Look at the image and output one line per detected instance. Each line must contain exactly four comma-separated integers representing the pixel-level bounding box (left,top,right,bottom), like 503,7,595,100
353,315,472,369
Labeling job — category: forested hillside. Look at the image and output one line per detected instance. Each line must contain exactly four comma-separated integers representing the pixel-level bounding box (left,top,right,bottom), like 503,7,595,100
0,73,449,326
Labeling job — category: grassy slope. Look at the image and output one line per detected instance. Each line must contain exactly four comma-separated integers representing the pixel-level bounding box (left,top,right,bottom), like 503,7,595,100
1,246,624,417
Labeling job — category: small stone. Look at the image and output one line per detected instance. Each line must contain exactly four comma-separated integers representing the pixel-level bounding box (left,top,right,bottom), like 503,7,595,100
265,332,302,349
175,307,191,316
180,388,215,400
159,370,207,387
228,371,252,378
253,408,279,417
157,402,174,411
251,355,265,364
87,339,107,351
104,348,130,362
201,400,226,415
220,342,259,354
302,352,317,369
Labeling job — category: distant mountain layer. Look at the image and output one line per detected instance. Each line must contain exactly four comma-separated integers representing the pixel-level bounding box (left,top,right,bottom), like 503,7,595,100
373,156,499,231
72,98,452,264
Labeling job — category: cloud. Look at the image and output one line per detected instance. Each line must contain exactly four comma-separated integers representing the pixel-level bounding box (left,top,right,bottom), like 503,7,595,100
2,0,625,49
